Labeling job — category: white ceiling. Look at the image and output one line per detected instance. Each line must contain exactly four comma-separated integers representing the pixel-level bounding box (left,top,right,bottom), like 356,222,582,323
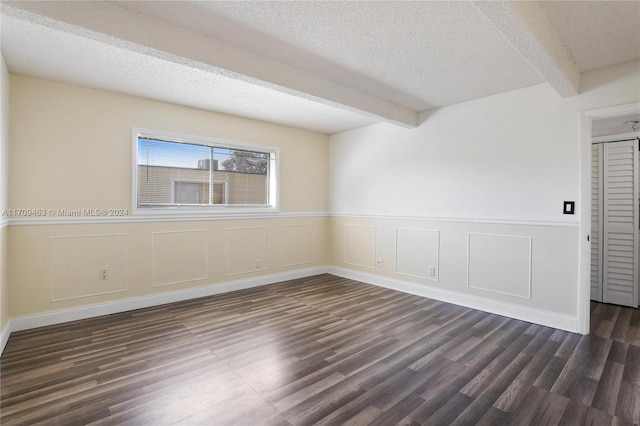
540,1,640,73
1,1,639,134
593,112,640,137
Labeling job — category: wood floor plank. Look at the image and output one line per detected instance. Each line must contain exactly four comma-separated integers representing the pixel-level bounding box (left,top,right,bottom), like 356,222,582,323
2,274,640,425
592,359,625,414
493,337,562,413
367,393,424,426
550,336,601,396
423,391,473,425
508,386,567,426
459,334,532,398
451,394,504,426
533,355,567,391
616,381,640,424
623,344,640,386
558,399,615,426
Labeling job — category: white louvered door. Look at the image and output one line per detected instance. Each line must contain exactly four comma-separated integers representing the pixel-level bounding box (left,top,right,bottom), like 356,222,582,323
591,143,603,301
601,140,638,307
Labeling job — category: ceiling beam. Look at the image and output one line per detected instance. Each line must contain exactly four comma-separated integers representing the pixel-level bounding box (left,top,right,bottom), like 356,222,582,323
1,1,418,128
474,1,580,98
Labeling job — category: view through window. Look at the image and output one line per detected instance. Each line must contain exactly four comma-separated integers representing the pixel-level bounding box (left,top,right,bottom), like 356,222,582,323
135,131,277,213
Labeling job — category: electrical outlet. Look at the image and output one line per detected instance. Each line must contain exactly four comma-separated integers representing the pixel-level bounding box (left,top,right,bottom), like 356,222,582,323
256,258,262,268
376,258,383,268
100,269,109,280
427,266,436,277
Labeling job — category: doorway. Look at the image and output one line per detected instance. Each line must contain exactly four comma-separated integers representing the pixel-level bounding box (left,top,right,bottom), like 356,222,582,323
590,135,638,307
578,103,640,335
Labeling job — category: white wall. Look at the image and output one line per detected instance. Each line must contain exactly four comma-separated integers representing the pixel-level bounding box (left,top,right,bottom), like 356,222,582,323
330,83,578,222
329,61,640,332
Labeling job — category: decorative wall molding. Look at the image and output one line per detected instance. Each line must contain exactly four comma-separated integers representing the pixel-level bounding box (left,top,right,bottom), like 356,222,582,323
8,211,329,226
152,230,209,287
466,233,533,299
281,223,316,267
225,226,270,276
330,212,579,228
7,211,582,227
343,224,377,269
49,234,128,302
395,228,440,282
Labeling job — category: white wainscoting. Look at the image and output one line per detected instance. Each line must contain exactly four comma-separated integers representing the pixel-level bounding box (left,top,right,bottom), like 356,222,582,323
467,233,532,299
331,214,580,332
395,228,440,281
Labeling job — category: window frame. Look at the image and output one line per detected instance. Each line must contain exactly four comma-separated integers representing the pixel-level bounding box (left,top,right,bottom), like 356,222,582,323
132,128,279,216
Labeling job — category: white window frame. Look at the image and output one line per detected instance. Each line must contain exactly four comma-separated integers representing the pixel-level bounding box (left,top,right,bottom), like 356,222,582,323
132,128,279,216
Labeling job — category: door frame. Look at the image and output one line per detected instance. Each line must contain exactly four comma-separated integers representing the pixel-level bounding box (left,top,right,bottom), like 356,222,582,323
579,102,640,334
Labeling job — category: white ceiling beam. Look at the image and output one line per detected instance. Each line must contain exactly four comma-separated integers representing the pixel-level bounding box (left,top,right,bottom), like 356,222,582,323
1,1,418,128
474,1,580,98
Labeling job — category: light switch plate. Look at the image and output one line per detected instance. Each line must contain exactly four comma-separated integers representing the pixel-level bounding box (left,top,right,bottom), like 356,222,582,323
563,201,575,215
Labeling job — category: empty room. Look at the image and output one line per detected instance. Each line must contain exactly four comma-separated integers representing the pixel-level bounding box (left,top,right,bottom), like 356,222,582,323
1,1,640,424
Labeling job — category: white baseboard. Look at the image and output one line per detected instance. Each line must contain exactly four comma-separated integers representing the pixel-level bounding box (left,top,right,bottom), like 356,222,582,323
327,266,579,333
7,267,328,336
0,322,10,355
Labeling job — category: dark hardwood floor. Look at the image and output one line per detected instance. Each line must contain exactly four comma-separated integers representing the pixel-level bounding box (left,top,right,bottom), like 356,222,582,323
1,274,639,425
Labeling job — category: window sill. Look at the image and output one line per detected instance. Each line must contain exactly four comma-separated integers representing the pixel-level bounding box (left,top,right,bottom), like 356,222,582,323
133,206,279,216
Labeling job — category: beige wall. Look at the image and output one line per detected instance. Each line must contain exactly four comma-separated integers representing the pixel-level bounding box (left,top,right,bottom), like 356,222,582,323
7,75,329,320
10,75,328,213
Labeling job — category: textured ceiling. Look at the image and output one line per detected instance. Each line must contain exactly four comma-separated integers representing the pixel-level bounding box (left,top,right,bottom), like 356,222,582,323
0,15,378,134
116,1,545,110
540,1,640,73
1,1,639,134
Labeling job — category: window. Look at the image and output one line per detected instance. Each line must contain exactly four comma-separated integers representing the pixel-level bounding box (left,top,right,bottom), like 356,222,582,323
133,129,278,214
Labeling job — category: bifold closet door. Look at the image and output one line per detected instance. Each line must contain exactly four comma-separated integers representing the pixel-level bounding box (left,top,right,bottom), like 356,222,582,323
602,139,639,307
591,143,603,302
